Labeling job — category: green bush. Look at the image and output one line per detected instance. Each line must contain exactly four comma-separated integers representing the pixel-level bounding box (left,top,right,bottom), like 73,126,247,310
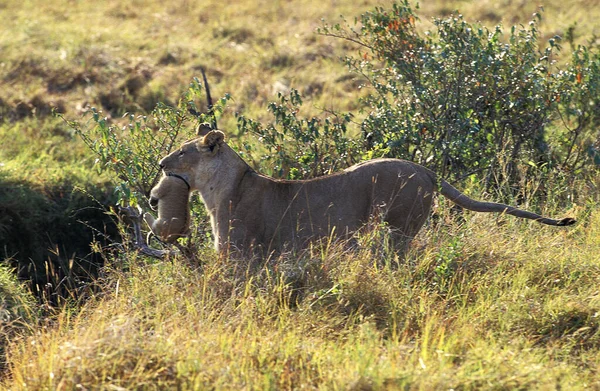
320,1,600,194
237,89,359,179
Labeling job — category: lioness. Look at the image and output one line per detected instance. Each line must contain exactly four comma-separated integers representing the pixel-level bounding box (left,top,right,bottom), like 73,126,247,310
158,128,575,256
143,174,191,243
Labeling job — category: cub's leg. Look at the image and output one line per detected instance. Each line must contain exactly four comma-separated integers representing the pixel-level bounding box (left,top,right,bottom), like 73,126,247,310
143,212,156,229
143,212,157,243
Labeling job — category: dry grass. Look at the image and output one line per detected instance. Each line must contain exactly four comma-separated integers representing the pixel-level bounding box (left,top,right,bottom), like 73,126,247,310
3,206,599,389
2,0,598,128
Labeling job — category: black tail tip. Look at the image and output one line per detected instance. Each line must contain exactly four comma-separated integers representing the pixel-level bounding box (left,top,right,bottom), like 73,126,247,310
557,217,576,226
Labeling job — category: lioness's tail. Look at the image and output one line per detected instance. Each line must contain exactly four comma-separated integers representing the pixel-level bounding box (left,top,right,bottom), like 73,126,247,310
438,179,576,226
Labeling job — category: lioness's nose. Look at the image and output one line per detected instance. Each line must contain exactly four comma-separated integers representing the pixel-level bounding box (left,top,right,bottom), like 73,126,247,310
158,159,165,169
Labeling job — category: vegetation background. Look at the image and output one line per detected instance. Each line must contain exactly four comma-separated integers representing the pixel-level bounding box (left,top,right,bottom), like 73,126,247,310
1,0,599,389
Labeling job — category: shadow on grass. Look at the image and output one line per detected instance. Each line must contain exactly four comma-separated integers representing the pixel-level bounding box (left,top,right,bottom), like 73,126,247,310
0,176,118,306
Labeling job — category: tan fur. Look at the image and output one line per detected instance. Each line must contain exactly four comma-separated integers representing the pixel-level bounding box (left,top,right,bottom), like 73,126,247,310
158,130,575,255
143,175,190,243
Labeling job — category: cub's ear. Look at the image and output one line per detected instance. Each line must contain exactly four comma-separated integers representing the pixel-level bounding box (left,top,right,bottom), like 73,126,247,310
196,122,213,136
202,130,225,152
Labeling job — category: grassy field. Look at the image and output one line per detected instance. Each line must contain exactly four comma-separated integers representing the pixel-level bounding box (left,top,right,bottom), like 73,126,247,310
1,0,600,389
4,209,599,389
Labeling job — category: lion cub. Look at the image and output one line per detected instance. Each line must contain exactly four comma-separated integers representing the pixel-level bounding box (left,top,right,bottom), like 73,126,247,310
143,174,190,243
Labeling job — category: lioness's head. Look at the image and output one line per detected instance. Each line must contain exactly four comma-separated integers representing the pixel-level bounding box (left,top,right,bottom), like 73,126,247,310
159,130,225,190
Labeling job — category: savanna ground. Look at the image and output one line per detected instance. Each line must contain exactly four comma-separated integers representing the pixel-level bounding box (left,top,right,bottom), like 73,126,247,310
1,0,600,389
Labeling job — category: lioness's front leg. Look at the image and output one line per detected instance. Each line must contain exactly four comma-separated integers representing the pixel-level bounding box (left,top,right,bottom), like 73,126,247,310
213,214,259,257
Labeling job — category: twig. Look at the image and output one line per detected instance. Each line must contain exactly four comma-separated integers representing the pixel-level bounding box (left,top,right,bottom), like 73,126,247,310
200,67,217,130
119,206,178,259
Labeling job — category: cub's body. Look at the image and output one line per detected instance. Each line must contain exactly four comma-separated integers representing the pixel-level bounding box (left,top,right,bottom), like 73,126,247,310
144,175,190,243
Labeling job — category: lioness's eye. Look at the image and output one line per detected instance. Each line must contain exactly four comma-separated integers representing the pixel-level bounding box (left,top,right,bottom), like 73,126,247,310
178,150,184,156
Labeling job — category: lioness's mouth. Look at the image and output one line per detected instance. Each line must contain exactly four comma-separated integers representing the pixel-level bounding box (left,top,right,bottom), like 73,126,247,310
165,172,191,191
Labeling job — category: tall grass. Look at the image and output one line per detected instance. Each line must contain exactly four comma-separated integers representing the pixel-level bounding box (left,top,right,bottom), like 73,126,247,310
0,264,37,373
3,202,598,389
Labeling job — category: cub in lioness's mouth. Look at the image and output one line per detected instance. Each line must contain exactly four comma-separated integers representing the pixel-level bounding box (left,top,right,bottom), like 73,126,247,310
143,174,191,243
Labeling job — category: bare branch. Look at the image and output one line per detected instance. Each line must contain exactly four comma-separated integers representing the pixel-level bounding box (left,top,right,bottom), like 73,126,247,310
119,206,178,259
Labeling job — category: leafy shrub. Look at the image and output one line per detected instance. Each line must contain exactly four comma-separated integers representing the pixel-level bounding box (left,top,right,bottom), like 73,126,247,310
236,89,360,179
320,1,600,194
551,47,600,170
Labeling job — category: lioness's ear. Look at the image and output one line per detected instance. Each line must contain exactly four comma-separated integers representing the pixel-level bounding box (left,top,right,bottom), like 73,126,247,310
196,122,213,136
202,130,225,152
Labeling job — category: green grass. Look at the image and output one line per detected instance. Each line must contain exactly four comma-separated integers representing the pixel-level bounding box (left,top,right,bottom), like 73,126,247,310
1,0,600,389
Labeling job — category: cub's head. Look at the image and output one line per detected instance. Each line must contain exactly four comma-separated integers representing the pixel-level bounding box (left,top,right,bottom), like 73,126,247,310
158,130,225,189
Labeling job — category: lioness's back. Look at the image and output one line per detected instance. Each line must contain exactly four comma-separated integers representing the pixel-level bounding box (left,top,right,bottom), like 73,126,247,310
248,158,436,250
343,159,436,234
